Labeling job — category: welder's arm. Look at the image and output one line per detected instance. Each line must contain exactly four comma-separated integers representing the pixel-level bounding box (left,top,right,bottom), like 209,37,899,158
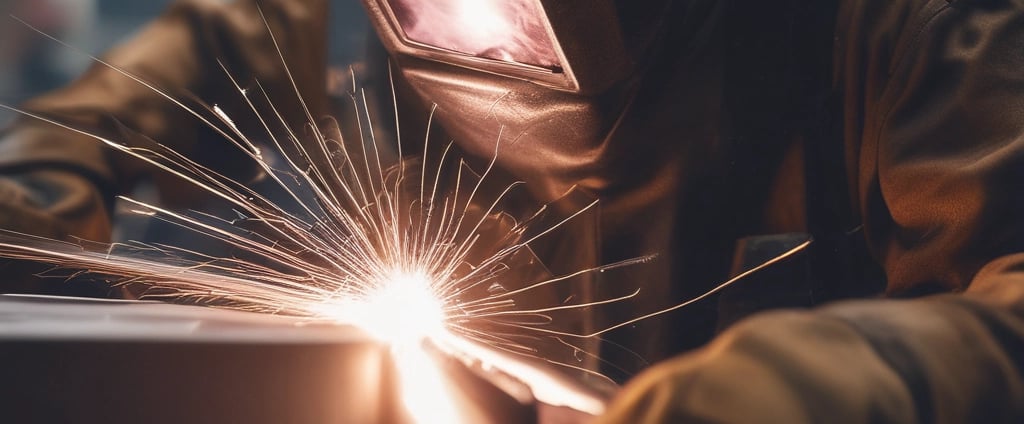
0,168,112,241
602,0,1024,421
0,0,328,242
599,265,1024,422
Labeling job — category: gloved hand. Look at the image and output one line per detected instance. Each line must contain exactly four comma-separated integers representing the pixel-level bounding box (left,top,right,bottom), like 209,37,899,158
0,169,110,241
0,168,111,294
598,288,1024,423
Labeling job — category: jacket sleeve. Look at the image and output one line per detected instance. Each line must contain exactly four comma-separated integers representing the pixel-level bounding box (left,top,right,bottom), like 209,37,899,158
0,0,328,244
0,0,328,295
601,0,1024,421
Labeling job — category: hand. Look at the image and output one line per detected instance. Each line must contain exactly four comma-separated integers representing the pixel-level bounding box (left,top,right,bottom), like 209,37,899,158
599,308,917,423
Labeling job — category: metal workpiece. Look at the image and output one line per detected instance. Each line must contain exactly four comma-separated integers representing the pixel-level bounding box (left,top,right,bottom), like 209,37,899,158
0,295,400,424
427,336,615,424
0,295,609,423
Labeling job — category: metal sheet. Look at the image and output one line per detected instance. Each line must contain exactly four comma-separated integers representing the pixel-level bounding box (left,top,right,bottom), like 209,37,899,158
0,295,401,424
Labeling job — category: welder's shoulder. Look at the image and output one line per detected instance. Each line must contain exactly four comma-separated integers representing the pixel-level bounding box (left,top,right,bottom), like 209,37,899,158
838,0,1024,44
835,0,949,62
836,0,1024,79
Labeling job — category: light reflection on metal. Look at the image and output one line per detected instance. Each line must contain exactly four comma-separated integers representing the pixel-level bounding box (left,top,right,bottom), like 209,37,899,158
394,342,462,423
314,270,460,423
387,0,560,69
437,331,608,417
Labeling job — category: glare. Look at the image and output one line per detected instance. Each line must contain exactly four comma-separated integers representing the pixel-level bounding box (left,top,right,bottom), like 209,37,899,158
454,0,513,49
359,270,446,346
313,270,459,423
438,332,608,416
357,271,461,423
393,343,461,423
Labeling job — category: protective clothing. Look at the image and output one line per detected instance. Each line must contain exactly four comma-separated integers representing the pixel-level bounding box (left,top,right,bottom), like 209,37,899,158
1,0,1023,421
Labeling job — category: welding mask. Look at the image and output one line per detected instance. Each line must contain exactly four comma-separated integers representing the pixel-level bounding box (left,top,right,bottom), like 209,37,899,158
360,0,676,201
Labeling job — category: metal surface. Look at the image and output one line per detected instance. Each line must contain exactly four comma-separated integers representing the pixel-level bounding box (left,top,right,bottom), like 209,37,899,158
0,294,608,423
0,295,400,423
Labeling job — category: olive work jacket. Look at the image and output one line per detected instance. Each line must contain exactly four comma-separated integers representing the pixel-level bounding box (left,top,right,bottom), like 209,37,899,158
1,0,1023,422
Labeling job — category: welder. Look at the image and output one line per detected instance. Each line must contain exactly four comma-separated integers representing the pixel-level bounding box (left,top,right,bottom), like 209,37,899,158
1,0,1023,422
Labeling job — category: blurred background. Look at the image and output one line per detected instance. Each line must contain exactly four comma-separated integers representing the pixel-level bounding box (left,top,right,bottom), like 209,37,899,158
0,0,372,256
0,0,370,126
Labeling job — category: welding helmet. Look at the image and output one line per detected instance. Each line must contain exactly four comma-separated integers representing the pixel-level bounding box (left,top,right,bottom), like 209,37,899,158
359,0,678,200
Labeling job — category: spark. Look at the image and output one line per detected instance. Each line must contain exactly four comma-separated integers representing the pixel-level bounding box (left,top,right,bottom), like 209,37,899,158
0,13,810,422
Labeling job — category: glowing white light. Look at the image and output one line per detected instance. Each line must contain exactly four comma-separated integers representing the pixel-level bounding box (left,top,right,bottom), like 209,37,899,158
361,271,445,345
362,275,460,423
454,0,512,47
393,343,461,424
355,271,461,423
317,270,445,347
310,270,459,423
